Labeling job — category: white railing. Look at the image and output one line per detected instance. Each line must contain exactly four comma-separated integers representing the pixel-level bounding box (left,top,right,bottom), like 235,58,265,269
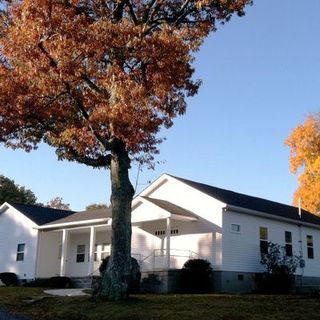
140,248,202,271
90,248,202,275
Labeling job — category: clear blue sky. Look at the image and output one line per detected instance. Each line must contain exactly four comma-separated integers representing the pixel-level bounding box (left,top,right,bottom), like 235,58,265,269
1,0,319,210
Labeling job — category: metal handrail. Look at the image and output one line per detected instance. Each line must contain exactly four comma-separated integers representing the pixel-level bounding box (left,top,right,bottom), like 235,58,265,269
89,248,202,277
154,248,201,258
140,251,154,263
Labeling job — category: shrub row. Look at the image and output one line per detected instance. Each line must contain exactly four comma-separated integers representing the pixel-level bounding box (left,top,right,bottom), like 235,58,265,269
0,272,18,286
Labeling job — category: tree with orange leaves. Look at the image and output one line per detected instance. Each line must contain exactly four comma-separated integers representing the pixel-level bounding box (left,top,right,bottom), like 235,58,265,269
285,113,320,214
0,0,251,300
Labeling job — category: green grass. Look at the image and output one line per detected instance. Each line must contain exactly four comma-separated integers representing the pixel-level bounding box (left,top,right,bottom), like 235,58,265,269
1,287,320,320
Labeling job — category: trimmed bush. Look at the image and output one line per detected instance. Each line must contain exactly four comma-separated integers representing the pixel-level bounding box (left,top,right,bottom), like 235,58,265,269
180,259,213,293
24,276,73,288
98,256,141,293
0,272,18,286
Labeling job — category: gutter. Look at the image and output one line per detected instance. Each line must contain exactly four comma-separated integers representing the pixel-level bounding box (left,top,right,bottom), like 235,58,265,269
224,204,320,230
36,218,110,230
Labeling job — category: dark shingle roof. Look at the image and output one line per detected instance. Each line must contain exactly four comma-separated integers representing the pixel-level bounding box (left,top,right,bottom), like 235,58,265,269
44,207,112,226
172,175,320,226
9,203,75,226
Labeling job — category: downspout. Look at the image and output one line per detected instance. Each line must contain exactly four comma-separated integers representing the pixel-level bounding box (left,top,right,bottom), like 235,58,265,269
298,198,305,282
34,230,41,280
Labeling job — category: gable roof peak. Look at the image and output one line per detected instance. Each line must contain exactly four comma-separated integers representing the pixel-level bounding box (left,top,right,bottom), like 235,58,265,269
7,203,75,226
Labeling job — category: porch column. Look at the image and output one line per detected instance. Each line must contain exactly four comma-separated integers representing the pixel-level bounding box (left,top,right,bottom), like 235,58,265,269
88,226,96,276
166,217,171,269
60,229,68,276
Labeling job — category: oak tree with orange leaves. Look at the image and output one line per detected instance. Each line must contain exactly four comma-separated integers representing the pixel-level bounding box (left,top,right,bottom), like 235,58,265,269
0,0,251,300
286,113,320,214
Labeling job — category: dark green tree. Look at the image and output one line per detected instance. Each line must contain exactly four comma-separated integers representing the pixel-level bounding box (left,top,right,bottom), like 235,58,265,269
0,175,37,205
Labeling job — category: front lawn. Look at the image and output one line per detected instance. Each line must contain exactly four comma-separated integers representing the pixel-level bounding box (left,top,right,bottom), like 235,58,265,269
0,287,319,320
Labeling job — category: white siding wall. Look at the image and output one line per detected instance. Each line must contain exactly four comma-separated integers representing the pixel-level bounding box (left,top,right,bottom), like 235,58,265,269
132,201,169,223
132,227,161,270
301,226,320,276
133,218,221,270
36,231,62,278
93,229,112,272
65,229,111,277
170,219,221,268
138,177,225,227
222,210,320,276
170,232,214,268
0,207,38,279
132,176,225,270
66,233,90,277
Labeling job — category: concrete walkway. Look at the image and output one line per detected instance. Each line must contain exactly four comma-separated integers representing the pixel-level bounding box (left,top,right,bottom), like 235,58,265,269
43,288,90,297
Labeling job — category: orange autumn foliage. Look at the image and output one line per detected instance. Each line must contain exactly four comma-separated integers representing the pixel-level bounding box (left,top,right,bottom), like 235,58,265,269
285,113,320,214
0,0,251,167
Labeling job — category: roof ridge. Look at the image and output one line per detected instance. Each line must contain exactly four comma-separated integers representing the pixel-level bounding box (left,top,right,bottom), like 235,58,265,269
9,202,74,213
169,174,304,211
8,203,75,225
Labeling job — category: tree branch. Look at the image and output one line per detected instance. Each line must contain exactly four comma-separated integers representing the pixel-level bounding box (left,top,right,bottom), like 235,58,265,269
81,74,105,94
62,148,111,168
38,41,58,68
125,0,138,25
112,0,125,22
142,0,157,23
65,83,111,151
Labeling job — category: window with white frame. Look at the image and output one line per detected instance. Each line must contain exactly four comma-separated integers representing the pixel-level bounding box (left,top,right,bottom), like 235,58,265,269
76,245,86,263
16,243,25,261
231,224,241,233
259,227,268,254
307,235,314,259
285,231,293,256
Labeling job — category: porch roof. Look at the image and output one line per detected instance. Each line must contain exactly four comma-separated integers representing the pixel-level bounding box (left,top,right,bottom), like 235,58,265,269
37,208,111,230
131,197,198,224
142,197,198,220
38,196,198,230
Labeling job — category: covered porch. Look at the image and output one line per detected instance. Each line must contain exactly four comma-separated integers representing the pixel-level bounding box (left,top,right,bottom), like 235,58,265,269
35,198,221,279
36,224,113,278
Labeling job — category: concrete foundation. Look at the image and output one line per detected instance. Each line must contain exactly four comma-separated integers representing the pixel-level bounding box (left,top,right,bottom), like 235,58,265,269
140,270,257,293
69,271,320,294
295,275,320,293
140,270,181,293
213,271,256,293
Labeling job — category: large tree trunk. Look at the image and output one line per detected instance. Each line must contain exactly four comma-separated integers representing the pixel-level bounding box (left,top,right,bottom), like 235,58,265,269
96,140,134,301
